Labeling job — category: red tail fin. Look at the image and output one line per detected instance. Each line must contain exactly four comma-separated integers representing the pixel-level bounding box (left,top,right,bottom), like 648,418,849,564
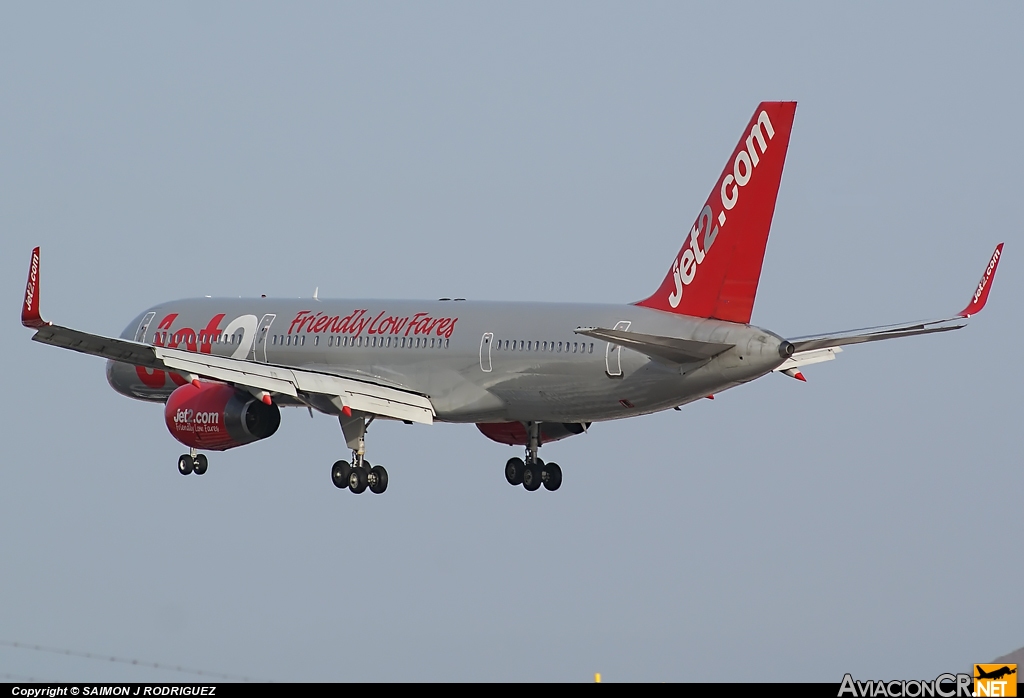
22,246,49,328
636,102,797,324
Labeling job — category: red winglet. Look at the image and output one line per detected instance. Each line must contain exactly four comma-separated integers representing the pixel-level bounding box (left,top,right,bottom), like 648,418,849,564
959,244,1003,318
22,246,50,328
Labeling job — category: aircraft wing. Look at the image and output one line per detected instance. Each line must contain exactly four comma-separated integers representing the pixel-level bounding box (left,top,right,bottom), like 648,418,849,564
787,316,968,353
574,326,734,364
22,249,434,424
782,244,1003,367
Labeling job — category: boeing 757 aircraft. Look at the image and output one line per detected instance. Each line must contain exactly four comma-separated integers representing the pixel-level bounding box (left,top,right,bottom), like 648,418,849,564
20,102,1003,495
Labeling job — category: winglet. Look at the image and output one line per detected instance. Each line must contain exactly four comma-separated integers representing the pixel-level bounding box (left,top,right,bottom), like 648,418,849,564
959,244,1003,318
22,246,50,328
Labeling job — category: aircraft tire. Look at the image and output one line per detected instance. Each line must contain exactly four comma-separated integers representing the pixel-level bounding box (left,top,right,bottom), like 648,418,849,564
332,460,351,489
523,463,542,491
193,454,209,475
505,458,525,486
177,455,194,476
542,462,561,491
348,467,368,494
369,465,388,494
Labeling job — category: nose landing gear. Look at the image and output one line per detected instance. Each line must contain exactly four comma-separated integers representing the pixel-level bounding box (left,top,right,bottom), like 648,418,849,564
504,422,562,492
331,413,389,495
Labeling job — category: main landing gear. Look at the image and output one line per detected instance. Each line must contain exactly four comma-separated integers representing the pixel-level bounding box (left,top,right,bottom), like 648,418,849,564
504,421,562,492
331,412,388,495
178,448,208,476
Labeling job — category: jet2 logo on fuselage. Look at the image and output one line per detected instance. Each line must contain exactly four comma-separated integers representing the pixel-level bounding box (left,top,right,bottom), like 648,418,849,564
668,109,776,308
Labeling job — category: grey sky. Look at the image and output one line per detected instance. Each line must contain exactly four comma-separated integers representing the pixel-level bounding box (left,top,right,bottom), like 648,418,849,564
1,2,1021,682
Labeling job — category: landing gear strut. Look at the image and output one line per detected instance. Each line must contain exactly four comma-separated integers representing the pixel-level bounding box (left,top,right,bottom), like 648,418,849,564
331,412,388,494
504,422,562,492
178,448,208,476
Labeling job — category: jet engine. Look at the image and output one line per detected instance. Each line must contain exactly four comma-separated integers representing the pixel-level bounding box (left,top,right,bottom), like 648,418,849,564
165,381,280,451
476,421,590,446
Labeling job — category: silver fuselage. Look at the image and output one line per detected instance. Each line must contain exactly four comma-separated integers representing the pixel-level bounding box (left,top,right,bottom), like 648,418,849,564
107,298,788,423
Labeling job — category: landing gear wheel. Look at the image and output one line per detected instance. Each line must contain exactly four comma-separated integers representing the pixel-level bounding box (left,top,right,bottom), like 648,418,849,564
348,467,368,494
505,458,525,486
523,461,542,491
177,455,194,476
332,460,351,489
193,454,208,476
369,465,389,494
542,462,562,491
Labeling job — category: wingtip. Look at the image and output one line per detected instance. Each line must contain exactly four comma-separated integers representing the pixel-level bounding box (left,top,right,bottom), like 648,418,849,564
958,243,1003,318
22,246,50,328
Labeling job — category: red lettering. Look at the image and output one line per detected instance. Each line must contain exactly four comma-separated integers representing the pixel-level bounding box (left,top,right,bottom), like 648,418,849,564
312,315,331,333
135,313,177,387
200,314,225,354
367,311,386,334
406,313,428,336
289,311,311,335
352,311,371,337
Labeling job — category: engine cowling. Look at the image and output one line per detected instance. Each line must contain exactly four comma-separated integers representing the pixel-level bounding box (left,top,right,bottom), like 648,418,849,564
165,382,281,451
476,421,590,446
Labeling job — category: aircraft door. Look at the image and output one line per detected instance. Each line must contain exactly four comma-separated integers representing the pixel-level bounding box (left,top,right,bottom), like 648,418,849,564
134,312,156,343
605,320,631,377
480,332,493,373
253,314,276,363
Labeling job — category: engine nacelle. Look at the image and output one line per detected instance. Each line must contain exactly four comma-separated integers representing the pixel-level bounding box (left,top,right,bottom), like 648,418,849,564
165,382,281,451
476,421,590,446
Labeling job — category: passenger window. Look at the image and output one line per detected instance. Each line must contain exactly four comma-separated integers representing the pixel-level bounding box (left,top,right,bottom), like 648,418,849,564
589,343,594,353
444,339,449,348
558,342,563,352
314,336,319,347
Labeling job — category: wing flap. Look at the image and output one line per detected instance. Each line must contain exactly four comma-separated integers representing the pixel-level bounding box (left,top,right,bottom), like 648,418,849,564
774,346,842,372
575,326,733,364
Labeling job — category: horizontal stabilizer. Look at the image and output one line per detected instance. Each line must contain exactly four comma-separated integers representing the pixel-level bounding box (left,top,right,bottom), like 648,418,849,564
574,326,733,364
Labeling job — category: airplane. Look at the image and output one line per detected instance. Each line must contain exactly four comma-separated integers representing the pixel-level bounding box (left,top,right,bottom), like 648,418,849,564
20,101,1004,495
976,666,1016,681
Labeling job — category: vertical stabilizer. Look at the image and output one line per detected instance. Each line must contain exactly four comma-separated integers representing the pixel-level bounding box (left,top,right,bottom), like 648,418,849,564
636,102,797,324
